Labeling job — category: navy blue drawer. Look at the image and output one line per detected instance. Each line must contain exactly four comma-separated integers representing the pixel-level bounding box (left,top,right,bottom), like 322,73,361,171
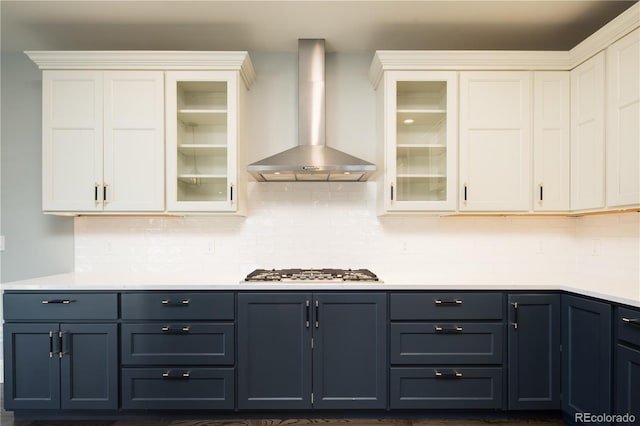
121,323,234,365
3,292,117,320
390,367,503,409
390,292,503,320
391,322,503,364
618,307,640,347
121,367,234,410
121,292,234,320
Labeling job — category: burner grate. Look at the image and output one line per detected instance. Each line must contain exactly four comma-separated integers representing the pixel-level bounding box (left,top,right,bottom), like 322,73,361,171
244,268,379,282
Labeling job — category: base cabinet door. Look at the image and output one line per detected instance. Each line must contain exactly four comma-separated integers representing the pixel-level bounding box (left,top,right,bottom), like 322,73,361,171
312,293,387,409
60,323,118,410
237,292,387,410
615,344,640,425
3,324,61,410
237,293,312,409
508,294,560,410
562,295,611,424
3,323,117,410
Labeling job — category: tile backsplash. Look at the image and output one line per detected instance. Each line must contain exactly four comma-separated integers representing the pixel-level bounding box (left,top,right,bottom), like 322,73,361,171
75,182,639,300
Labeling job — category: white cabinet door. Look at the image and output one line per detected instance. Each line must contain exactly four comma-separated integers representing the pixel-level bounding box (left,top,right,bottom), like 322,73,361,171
459,72,531,211
42,71,103,211
606,28,640,208
533,72,570,212
165,71,240,212
43,71,164,213
571,52,606,211
379,71,458,213
103,71,164,211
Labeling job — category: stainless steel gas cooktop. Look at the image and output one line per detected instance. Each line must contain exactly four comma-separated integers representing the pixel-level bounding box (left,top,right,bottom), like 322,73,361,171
244,268,379,283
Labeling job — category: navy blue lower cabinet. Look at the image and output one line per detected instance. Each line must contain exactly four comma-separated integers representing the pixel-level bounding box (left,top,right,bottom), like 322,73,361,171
237,292,387,410
507,294,560,410
312,293,387,409
3,322,118,410
562,294,612,425
237,293,313,409
121,367,234,410
615,344,640,425
614,306,640,425
390,367,503,409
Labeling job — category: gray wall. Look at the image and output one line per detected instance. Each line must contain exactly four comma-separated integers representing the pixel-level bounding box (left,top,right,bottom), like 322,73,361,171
1,52,74,282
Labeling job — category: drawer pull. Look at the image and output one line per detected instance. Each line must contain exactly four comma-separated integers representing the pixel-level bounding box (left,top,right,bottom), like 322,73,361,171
161,326,191,334
49,331,54,358
622,317,640,327
162,371,191,380
42,299,74,304
434,299,462,306
161,299,191,306
434,326,463,333
435,370,463,379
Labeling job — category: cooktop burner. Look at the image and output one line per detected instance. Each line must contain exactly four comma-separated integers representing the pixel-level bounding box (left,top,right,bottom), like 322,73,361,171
245,268,379,282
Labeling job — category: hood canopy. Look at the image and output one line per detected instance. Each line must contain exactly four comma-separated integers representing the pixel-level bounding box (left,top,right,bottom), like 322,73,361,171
247,39,376,182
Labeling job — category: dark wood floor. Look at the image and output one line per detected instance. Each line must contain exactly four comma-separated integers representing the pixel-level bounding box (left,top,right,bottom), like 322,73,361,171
1,386,566,426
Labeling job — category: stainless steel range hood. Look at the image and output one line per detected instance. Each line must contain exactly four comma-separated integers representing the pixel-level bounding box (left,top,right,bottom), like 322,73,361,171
247,39,376,182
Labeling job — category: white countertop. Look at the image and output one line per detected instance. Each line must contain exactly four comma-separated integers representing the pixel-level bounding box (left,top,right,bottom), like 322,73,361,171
1,271,639,308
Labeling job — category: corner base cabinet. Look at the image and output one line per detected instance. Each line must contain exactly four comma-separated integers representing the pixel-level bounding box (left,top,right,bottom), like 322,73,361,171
562,294,612,424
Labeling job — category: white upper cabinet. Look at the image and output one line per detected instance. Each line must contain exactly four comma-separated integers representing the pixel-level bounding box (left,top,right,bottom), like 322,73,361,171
570,52,606,211
31,51,255,215
606,28,640,208
375,70,458,213
533,72,570,212
459,72,532,211
42,70,164,212
165,71,245,213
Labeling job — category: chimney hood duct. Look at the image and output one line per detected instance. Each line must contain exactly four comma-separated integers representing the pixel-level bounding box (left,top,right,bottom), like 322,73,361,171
247,39,376,182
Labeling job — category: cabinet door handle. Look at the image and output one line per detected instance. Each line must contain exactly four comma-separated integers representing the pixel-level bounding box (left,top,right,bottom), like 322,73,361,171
434,325,463,333
539,184,544,202
230,184,234,203
42,299,74,304
622,317,640,327
511,302,518,329
315,300,320,328
58,331,64,358
161,299,190,306
49,331,54,358
463,184,468,203
390,184,394,201
94,183,100,203
162,371,191,380
103,183,109,204
434,370,463,379
305,300,310,328
434,299,462,306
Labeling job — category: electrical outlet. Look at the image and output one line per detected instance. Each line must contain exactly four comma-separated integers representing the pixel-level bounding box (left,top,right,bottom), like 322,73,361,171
207,240,215,254
591,239,601,256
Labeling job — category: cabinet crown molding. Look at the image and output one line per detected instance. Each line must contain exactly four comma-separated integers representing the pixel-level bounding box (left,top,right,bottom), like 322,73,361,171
369,2,639,88
25,50,256,88
369,51,570,87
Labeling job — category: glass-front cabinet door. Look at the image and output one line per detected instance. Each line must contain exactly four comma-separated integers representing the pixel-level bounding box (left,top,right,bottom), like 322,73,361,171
165,71,239,212
382,71,457,212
